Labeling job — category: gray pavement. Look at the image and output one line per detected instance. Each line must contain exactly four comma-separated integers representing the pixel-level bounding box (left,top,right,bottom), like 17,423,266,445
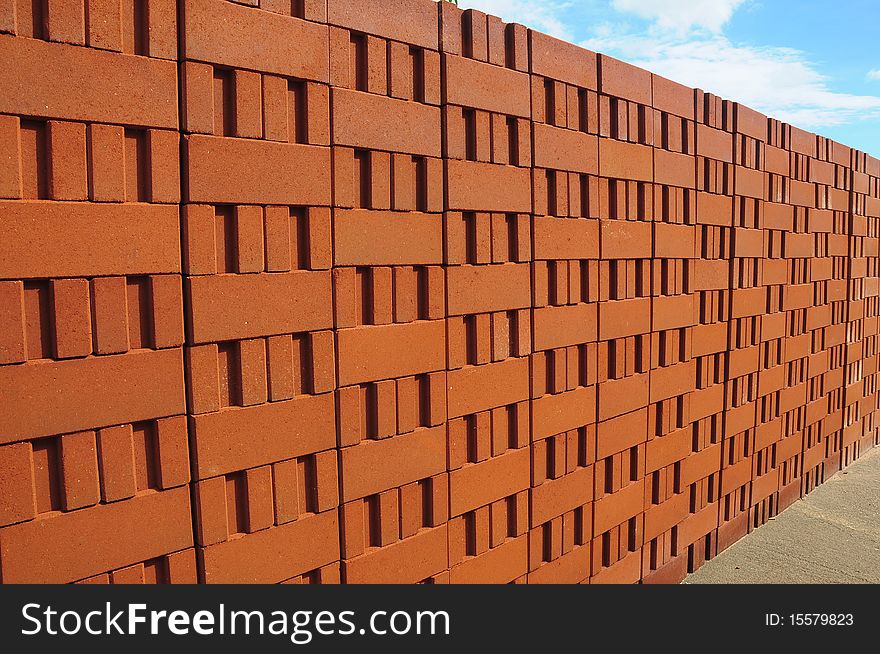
685,445,880,584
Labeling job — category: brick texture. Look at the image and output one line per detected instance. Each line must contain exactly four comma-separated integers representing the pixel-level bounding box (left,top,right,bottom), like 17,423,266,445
0,0,877,585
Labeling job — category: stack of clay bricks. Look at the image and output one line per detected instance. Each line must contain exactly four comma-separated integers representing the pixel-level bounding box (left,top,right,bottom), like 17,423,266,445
0,0,192,584
1,0,879,585
843,149,880,469
528,31,597,583
858,157,880,453
179,0,340,584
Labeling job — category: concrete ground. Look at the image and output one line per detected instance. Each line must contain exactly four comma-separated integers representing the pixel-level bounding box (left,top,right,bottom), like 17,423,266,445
686,445,880,584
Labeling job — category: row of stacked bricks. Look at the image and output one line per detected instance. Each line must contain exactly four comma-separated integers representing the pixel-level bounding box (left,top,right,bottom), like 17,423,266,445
868,157,880,448
758,120,845,529
2,0,880,585
0,0,194,584
845,147,880,469
179,0,341,584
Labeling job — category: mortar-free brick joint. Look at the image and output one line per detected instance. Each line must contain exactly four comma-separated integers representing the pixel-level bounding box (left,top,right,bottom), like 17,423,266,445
0,0,878,585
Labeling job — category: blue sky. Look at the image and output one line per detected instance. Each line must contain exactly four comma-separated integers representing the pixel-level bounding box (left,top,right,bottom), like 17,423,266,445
457,0,880,156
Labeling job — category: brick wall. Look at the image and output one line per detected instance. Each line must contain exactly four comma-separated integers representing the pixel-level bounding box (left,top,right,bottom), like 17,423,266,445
0,0,877,584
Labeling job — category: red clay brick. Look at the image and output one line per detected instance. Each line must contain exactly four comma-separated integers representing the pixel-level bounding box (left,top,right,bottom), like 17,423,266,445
182,0,328,81
344,524,448,583
0,443,36,527
190,394,336,479
599,55,651,105
96,425,137,503
697,124,733,163
446,160,531,212
0,37,177,128
337,320,446,386
599,139,653,182
652,74,694,120
446,263,531,315
201,511,339,584
0,487,193,583
447,358,530,418
328,0,437,49
531,31,597,90
444,54,531,118
332,89,442,157
534,124,599,174
334,210,443,266
0,202,180,278
186,271,333,343
654,149,695,188
185,136,331,205
0,349,185,443
340,425,446,501
0,281,26,364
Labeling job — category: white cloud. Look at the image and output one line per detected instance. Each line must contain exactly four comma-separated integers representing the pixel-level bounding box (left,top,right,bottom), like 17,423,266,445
611,0,747,34
583,30,880,129
455,0,574,40
455,0,880,131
